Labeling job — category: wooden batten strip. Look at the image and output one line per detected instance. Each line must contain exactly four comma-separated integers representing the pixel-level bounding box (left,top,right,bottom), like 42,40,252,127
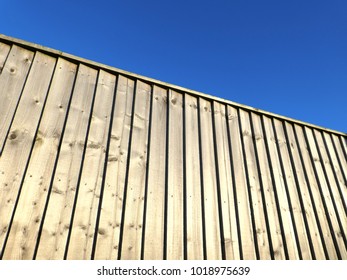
238,109,261,259
166,90,184,260
196,97,208,260
118,81,152,260
142,85,167,260
185,94,204,260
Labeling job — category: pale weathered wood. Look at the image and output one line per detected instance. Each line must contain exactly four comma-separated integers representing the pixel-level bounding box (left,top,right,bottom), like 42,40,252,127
262,116,299,259
35,64,98,259
313,130,347,250
0,42,10,71
2,58,77,259
273,119,312,259
0,45,34,154
321,132,347,216
1,35,346,260
213,101,239,260
251,113,285,260
0,52,56,258
120,81,151,260
226,106,256,259
66,70,116,259
185,94,204,259
166,90,184,260
331,134,347,187
341,136,347,158
304,127,347,259
199,98,221,260
284,122,326,259
239,109,270,260
142,86,167,259
93,75,135,259
294,124,338,259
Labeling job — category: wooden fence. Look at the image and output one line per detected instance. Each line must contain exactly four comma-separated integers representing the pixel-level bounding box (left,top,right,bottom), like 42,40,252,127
0,35,346,259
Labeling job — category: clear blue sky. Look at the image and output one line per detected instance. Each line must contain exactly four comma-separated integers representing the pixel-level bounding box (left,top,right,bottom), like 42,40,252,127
3,0,346,132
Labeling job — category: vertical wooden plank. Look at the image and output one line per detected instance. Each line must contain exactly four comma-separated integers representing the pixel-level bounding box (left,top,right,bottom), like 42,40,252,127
93,76,134,260
120,81,151,260
226,106,256,259
185,94,204,259
0,52,56,258
0,42,11,71
313,130,347,246
251,113,285,259
213,102,239,260
35,64,98,259
284,122,326,259
167,90,184,260
273,119,312,259
2,58,77,259
320,132,347,216
340,136,347,160
262,116,299,259
66,70,116,259
304,127,347,259
294,124,338,259
198,98,221,259
142,86,167,259
239,109,270,259
331,135,347,185
0,45,34,154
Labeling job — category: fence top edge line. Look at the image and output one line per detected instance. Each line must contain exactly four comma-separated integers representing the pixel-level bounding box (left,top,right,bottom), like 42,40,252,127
0,33,345,137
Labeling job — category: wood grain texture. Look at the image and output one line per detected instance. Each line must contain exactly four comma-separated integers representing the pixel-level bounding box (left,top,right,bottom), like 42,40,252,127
239,109,270,259
0,45,34,154
261,116,299,259
93,75,135,259
166,90,184,260
227,106,256,259
1,37,346,259
185,94,204,259
319,132,347,217
66,70,116,259
0,52,56,258
304,127,347,259
284,122,326,259
213,102,239,260
273,119,312,259
199,98,222,259
312,130,347,255
141,86,167,259
294,124,338,259
251,113,285,260
35,64,98,259
2,58,77,259
119,81,151,260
